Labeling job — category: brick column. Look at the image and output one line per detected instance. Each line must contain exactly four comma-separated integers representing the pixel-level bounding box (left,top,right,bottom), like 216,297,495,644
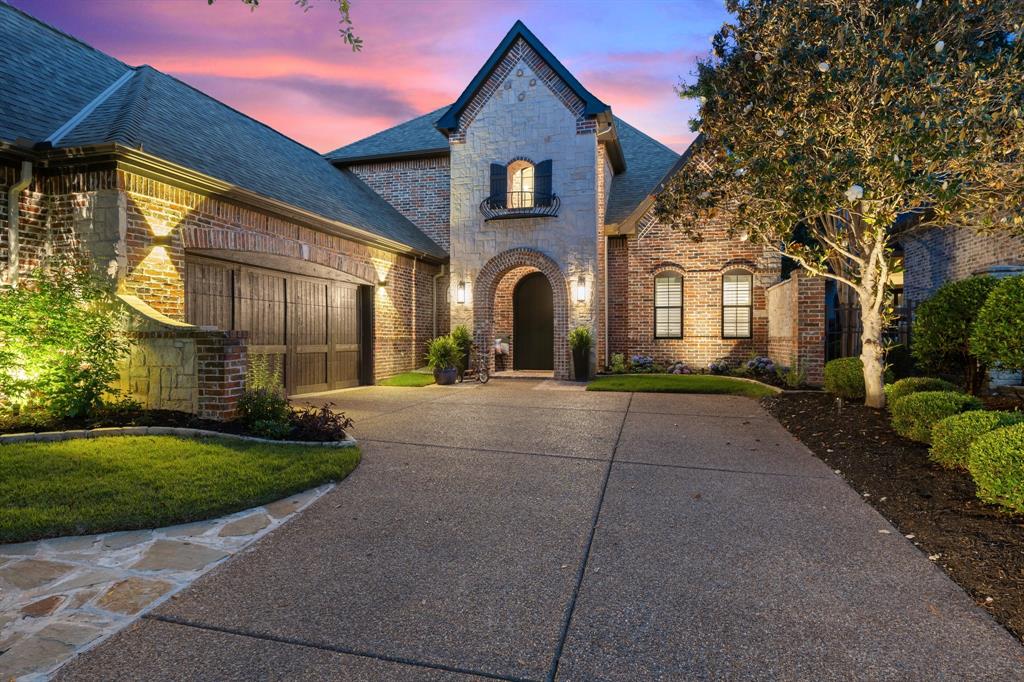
794,272,826,385
196,330,248,421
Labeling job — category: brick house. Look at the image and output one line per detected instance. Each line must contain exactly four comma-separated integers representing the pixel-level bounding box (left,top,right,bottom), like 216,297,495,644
0,6,825,418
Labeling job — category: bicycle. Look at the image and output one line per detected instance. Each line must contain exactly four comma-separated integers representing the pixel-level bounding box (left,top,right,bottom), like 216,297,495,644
456,349,490,384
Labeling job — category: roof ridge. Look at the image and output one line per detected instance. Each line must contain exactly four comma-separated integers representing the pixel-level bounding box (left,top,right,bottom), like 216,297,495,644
0,1,129,70
107,66,155,148
324,104,451,160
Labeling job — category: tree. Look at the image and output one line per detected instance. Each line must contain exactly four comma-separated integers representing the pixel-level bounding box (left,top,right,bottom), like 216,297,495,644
656,0,1024,408
208,0,362,50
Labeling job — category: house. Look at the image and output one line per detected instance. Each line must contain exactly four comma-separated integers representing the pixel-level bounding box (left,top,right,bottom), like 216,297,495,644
0,3,826,419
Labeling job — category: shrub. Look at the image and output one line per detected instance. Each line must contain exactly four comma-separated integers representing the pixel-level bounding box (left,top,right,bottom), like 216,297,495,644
968,422,1024,514
885,377,960,404
290,403,354,442
608,353,628,374
890,391,982,444
425,335,459,370
931,410,1024,469
0,263,131,419
666,361,693,375
708,358,730,375
630,355,655,373
971,275,1024,371
568,326,594,351
779,362,807,389
824,357,894,400
238,354,291,434
450,325,473,372
745,356,776,378
912,276,997,392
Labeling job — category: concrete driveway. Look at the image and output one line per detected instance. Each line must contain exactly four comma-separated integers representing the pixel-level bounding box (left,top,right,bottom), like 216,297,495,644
58,380,1024,680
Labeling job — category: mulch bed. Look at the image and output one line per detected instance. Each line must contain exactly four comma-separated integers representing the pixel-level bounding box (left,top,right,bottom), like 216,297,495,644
763,391,1024,642
0,409,243,436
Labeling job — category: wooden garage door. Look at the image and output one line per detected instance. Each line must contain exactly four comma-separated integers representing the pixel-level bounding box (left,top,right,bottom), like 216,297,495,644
185,256,362,395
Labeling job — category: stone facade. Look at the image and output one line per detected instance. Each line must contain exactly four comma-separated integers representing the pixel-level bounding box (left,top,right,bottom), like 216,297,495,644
448,42,600,380
901,226,1024,309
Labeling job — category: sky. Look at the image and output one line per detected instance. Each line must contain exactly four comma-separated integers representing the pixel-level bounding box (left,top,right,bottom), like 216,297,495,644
11,0,729,154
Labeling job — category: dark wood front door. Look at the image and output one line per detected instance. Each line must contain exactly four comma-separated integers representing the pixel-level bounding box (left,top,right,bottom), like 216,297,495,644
513,272,554,370
185,255,363,395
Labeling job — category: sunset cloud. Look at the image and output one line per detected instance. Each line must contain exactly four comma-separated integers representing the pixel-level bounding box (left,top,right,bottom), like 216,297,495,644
11,0,727,153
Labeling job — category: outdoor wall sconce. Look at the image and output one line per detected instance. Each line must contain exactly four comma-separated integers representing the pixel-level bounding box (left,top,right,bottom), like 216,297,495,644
151,234,172,247
575,275,587,303
456,281,466,304
377,277,388,288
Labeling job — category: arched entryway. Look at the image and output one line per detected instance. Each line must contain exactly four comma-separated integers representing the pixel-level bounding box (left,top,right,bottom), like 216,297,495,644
513,272,553,370
473,248,570,379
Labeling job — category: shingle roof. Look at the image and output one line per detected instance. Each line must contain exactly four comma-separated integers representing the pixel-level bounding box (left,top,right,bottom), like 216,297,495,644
0,2,445,259
605,118,682,226
325,106,450,164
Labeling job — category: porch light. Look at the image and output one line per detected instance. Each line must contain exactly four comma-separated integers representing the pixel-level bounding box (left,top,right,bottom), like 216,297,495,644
151,234,172,247
457,281,466,304
377,277,388,288
576,275,587,303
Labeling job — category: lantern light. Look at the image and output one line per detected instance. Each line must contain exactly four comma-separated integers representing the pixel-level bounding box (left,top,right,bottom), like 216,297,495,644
457,281,466,304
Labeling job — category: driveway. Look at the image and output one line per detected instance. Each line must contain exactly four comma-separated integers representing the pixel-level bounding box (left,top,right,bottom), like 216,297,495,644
58,380,1024,680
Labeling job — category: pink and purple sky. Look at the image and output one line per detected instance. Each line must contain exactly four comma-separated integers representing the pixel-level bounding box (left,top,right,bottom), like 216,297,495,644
11,0,728,154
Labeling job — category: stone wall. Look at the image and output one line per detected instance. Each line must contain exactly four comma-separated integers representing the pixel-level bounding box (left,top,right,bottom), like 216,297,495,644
347,156,451,252
607,209,781,370
765,272,826,385
901,226,1024,308
447,43,600,379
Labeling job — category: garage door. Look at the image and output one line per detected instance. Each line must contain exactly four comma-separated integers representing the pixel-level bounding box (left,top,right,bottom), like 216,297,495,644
185,255,364,395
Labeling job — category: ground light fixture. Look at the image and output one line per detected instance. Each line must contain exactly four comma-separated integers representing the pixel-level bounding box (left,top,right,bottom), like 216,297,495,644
457,280,466,304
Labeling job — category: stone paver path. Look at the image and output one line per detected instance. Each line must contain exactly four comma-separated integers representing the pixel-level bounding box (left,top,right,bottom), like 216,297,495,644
39,381,1024,679
0,485,331,680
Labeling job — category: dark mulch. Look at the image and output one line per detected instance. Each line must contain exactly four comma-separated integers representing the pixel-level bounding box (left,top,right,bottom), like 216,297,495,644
764,391,1024,643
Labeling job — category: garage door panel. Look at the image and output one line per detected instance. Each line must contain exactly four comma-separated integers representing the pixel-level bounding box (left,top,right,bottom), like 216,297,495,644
185,260,235,330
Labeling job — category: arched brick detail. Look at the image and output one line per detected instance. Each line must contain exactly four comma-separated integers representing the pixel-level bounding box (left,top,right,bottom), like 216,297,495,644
474,248,570,379
180,225,377,284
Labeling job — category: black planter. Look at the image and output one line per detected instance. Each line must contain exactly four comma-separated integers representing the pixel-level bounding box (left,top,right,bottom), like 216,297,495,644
434,367,458,385
572,347,590,381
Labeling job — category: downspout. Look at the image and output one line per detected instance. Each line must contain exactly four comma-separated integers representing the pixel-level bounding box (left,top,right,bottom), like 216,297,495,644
432,263,447,337
603,234,609,368
6,160,33,287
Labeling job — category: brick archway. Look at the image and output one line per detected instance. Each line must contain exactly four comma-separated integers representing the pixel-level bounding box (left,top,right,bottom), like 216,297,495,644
474,248,569,379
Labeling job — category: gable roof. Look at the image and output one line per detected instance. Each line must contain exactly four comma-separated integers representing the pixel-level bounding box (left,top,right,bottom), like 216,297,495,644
325,106,449,164
604,118,682,226
435,20,610,135
0,2,445,260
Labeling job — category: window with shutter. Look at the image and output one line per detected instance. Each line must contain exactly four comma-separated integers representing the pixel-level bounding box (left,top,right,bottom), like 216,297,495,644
507,160,534,208
722,270,753,338
489,163,507,208
654,272,683,339
534,159,552,207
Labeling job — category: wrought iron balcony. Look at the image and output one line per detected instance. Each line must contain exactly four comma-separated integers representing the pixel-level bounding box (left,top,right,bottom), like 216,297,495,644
480,191,560,221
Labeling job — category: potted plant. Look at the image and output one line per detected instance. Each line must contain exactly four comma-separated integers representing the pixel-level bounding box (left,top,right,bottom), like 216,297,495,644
450,324,473,381
569,326,593,381
426,335,460,385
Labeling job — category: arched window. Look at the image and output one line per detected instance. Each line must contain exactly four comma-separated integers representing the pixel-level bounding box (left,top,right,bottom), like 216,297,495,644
654,272,683,338
722,269,753,338
507,160,535,208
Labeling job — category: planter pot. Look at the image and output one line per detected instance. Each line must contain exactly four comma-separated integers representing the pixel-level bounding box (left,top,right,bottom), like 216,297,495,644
573,347,590,381
434,367,458,385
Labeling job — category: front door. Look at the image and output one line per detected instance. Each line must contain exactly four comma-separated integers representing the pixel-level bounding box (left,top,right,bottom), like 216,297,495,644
513,272,554,370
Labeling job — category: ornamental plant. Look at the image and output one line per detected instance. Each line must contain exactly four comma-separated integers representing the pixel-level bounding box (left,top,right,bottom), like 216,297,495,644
968,422,1024,514
890,391,982,444
425,335,459,371
630,355,655,373
825,357,894,400
450,324,473,372
568,326,594,352
0,263,130,419
971,276,1024,371
931,410,1024,470
657,0,1024,408
708,358,730,375
884,377,960,405
912,276,997,392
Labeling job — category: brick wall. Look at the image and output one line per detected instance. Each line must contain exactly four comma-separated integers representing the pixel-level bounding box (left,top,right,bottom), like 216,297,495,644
607,209,782,369
348,156,451,252
901,226,1024,308
766,272,826,385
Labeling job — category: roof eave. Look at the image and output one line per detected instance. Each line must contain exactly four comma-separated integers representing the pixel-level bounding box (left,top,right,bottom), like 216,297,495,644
328,147,450,167
34,143,447,263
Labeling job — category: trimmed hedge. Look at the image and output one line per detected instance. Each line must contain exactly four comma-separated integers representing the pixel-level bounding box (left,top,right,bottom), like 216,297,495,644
890,391,982,444
884,377,960,405
971,275,1024,371
968,422,1024,514
823,357,893,401
930,410,1024,469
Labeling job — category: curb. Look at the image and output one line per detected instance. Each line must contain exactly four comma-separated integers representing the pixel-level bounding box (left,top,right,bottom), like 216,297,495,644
0,426,357,448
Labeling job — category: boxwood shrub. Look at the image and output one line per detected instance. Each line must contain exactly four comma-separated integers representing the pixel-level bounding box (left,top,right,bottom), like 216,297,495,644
970,275,1024,372
890,391,982,444
823,357,892,401
968,422,1024,514
884,377,960,405
930,410,1024,469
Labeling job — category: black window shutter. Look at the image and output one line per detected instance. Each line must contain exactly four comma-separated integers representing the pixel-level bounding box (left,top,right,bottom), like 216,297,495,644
535,159,553,206
489,163,507,208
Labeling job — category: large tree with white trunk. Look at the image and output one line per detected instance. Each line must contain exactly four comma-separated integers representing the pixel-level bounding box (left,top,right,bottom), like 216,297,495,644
657,0,1024,407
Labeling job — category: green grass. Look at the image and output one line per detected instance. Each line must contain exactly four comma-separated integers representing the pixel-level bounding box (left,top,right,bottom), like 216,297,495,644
0,436,360,543
587,373,776,398
379,371,436,387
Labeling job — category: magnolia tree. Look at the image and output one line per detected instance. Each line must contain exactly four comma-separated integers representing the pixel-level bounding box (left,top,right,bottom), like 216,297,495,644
657,0,1024,407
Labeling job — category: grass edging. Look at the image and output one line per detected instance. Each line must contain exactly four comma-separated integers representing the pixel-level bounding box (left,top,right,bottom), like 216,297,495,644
0,425,356,447
587,373,778,398
379,371,437,387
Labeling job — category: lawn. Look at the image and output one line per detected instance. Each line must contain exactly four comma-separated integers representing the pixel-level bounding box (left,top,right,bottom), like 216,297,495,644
379,371,436,387
587,373,776,398
0,436,360,543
